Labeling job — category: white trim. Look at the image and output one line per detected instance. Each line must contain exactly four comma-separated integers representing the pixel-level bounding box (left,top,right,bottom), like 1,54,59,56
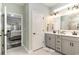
0,11,2,55
22,44,33,54
21,44,28,52
4,6,7,55
19,14,24,47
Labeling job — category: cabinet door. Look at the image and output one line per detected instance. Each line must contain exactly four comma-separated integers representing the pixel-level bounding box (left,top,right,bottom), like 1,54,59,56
45,34,51,47
62,39,73,55
74,41,79,55
50,34,55,49
45,34,55,49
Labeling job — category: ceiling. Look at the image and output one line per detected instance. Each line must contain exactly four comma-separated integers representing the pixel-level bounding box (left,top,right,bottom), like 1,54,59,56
6,3,69,11
43,3,68,10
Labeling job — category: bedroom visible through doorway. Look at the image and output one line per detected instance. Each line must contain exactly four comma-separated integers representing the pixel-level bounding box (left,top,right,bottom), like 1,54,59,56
7,13,23,54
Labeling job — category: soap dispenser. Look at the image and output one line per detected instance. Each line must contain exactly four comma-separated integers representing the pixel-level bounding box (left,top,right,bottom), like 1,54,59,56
53,30,56,33
73,31,77,35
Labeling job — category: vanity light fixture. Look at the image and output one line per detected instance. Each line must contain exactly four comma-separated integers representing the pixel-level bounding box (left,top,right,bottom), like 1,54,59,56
53,4,78,12
67,4,79,11
51,4,79,16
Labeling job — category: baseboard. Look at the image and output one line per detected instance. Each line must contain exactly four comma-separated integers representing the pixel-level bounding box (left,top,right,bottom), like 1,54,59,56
22,44,46,54
22,44,33,54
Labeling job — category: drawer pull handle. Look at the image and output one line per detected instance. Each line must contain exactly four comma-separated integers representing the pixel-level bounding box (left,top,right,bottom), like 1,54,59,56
57,41,60,43
72,43,74,46
70,42,72,46
49,37,51,40
57,47,60,49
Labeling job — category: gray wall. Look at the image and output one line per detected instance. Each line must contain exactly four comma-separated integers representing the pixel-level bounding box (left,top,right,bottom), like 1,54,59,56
23,4,30,50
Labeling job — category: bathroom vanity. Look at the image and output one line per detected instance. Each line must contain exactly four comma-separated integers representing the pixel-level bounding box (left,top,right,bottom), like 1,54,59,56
45,5,79,55
45,32,79,55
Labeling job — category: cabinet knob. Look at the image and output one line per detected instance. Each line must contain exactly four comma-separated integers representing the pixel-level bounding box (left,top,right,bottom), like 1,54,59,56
49,37,51,40
57,47,60,49
33,33,36,35
72,43,74,46
70,42,72,46
70,42,74,47
57,41,60,43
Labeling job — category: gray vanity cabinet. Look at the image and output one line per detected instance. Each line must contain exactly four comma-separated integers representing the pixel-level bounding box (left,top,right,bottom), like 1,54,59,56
45,33,79,55
45,33,55,49
61,36,79,55
45,34,50,48
73,41,79,55
62,38,74,55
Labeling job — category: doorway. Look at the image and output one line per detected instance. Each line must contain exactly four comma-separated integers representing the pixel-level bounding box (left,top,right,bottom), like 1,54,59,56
0,3,25,55
7,13,23,54
0,13,23,55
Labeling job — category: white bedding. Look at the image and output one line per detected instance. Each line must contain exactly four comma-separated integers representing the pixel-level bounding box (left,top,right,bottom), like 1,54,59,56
11,30,21,37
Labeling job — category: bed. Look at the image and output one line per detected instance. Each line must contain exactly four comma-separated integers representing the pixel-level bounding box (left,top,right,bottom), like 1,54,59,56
8,30,21,41
11,30,21,37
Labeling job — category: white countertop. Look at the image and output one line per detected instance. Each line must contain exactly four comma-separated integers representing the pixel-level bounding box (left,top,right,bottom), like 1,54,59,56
45,32,79,38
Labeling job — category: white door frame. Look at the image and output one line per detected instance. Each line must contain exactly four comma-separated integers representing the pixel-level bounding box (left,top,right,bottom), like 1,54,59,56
4,6,7,54
5,11,24,54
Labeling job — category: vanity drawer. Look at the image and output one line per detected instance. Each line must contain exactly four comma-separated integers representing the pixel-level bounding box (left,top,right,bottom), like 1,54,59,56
56,39,61,44
56,43,61,47
56,46,61,52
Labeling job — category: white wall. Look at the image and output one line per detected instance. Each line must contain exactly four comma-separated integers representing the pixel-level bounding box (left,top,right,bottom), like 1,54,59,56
46,16,61,31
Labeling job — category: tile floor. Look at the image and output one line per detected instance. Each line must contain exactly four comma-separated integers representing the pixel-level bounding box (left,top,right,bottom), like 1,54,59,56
32,47,61,55
7,46,28,55
7,46,62,55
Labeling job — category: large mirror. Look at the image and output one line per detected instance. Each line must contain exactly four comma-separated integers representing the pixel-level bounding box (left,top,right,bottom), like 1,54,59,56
60,13,79,30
